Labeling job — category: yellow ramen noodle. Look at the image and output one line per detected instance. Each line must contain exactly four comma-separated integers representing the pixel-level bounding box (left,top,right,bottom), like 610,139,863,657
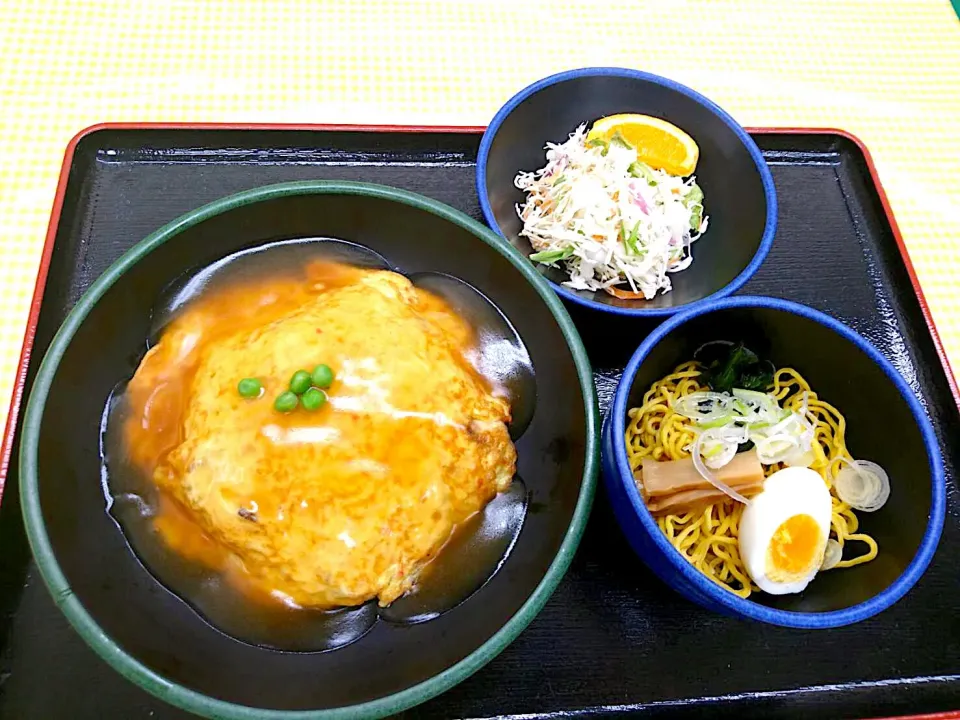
625,362,878,598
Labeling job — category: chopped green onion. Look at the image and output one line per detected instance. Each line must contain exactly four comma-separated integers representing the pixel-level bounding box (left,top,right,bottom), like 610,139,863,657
731,389,770,403
703,443,726,458
692,430,751,503
683,182,704,207
699,415,736,430
628,161,657,186
690,204,704,232
624,220,643,255
529,247,574,264
608,131,633,150
552,173,566,186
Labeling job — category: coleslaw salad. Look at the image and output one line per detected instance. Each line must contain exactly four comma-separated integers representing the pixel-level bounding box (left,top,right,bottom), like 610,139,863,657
514,124,707,299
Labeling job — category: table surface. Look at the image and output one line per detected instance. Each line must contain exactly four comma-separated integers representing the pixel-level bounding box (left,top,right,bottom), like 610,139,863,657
0,0,959,441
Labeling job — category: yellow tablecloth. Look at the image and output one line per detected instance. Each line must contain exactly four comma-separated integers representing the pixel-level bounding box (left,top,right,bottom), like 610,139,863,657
1,0,959,434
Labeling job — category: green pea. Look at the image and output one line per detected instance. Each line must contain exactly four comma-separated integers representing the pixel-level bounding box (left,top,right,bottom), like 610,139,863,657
311,364,335,389
301,387,326,411
274,391,299,413
237,378,262,398
289,369,312,395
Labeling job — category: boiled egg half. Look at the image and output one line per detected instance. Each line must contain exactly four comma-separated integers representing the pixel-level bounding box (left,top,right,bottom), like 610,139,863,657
739,467,832,595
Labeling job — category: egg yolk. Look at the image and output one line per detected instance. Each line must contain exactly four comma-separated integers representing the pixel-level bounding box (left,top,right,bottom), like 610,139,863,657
765,513,823,581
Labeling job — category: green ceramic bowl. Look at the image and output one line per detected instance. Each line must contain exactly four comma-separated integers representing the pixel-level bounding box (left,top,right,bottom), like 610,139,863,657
19,181,599,719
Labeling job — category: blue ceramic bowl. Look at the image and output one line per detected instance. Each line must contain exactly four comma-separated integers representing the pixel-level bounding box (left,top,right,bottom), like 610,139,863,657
477,67,777,317
602,296,946,628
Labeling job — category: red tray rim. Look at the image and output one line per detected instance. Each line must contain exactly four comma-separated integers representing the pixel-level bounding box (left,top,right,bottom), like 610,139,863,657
3,122,957,494
0,122,957,720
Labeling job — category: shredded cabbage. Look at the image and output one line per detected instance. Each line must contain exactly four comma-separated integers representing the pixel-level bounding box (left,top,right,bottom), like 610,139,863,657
514,124,708,299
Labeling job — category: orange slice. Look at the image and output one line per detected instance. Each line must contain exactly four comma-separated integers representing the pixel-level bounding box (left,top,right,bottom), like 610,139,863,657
586,113,700,176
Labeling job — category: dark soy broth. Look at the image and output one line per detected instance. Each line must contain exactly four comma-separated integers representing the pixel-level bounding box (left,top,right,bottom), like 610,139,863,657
409,273,536,439
149,237,392,343
380,478,528,625
101,238,533,651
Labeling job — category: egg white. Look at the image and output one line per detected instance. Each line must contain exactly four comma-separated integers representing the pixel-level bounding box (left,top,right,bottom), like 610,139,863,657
739,467,832,595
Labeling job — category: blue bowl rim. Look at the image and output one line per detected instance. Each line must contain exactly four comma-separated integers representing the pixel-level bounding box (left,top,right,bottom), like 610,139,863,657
609,294,946,628
476,66,779,317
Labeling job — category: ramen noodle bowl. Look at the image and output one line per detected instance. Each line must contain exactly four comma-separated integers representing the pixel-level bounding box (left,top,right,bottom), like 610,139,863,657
625,363,880,599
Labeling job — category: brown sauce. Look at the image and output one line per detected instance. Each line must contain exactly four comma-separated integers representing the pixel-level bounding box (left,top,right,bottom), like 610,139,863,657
101,238,531,651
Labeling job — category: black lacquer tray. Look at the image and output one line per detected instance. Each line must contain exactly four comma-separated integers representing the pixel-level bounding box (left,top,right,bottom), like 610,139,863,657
0,125,957,720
